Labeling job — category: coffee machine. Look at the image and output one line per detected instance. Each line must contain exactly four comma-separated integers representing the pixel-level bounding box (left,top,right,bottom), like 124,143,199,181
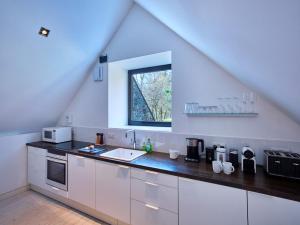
185,138,204,162
241,146,256,174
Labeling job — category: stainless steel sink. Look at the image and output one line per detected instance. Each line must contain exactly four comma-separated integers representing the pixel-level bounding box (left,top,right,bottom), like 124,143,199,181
100,148,146,161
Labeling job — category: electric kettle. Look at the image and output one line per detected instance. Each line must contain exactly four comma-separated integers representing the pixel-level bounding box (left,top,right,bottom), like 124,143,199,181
185,138,204,162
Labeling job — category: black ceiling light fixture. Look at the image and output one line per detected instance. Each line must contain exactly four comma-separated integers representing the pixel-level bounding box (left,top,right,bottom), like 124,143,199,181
39,27,50,37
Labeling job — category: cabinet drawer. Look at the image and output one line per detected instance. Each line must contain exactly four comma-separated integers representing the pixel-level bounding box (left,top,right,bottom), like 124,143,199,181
131,200,178,225
45,185,68,198
131,168,178,188
131,178,178,213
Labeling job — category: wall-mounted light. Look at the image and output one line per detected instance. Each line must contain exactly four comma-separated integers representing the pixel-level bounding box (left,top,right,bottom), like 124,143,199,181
38,27,50,37
94,55,108,82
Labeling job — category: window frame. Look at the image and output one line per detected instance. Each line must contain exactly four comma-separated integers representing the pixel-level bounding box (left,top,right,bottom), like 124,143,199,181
128,64,172,127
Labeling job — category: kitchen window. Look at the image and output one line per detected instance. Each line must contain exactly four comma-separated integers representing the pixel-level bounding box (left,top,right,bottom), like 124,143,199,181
128,64,172,127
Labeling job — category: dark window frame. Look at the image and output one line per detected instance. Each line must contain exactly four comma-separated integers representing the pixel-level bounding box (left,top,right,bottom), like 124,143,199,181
128,64,172,127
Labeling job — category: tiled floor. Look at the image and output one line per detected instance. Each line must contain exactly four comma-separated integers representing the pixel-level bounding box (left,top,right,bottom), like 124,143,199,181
0,191,108,225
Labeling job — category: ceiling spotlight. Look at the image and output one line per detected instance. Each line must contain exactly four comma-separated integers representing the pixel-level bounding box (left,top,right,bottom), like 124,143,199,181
39,27,50,37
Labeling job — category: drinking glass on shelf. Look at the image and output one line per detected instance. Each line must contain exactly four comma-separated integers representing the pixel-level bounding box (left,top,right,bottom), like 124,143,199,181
217,98,225,113
225,97,234,113
249,92,256,113
185,103,191,113
242,93,249,113
194,103,200,113
233,97,242,113
185,103,195,113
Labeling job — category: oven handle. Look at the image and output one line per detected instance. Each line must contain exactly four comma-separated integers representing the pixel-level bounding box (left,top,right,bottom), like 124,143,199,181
46,156,67,164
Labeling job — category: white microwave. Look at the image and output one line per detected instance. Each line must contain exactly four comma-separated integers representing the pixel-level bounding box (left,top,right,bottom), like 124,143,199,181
42,127,72,143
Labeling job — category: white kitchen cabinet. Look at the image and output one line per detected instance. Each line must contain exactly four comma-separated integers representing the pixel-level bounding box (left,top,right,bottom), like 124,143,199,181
27,146,47,189
68,154,95,209
131,168,178,188
179,178,247,225
95,161,130,224
131,177,178,213
131,169,179,225
248,191,300,225
131,199,178,225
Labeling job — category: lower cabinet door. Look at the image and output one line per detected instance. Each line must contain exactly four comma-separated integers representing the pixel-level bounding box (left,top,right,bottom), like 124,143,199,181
28,147,47,189
131,200,178,225
248,191,300,225
179,178,247,225
95,161,130,224
68,155,95,209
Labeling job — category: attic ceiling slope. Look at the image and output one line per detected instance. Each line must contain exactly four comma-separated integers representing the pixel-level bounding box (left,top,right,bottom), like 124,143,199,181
0,0,133,133
135,0,300,123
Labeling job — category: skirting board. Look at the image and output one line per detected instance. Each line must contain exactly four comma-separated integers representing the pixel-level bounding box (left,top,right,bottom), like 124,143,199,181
0,185,29,201
30,185,129,225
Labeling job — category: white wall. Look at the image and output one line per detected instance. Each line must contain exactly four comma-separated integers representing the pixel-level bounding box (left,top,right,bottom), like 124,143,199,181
108,64,128,128
0,0,132,133
136,0,300,123
61,4,300,142
0,132,41,195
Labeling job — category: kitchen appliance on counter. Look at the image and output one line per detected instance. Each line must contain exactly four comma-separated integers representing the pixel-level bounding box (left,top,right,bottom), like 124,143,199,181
185,138,204,162
42,127,72,143
46,149,68,191
229,149,239,168
205,146,216,163
216,146,227,163
264,150,300,180
96,133,104,145
241,147,256,174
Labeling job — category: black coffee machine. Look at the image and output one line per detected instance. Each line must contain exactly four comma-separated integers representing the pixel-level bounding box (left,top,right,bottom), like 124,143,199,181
185,138,204,162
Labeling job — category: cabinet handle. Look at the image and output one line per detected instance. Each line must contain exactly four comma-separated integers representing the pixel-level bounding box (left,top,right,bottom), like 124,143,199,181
292,163,299,166
75,156,85,159
145,170,158,175
119,165,129,169
180,178,194,183
145,204,159,210
145,181,158,187
274,160,281,164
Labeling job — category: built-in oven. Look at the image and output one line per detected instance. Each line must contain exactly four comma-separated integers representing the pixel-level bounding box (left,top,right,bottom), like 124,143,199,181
46,149,68,191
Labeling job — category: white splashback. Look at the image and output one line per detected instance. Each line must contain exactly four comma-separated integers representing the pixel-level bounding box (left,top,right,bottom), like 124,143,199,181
73,126,300,165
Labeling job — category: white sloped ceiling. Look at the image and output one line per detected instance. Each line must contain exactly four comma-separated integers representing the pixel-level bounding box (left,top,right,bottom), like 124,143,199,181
135,0,300,123
0,0,133,133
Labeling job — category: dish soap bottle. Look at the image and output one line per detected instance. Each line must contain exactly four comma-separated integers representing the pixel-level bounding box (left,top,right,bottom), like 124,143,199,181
145,138,153,153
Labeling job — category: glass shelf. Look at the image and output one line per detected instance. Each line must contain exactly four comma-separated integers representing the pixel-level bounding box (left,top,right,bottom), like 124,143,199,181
185,112,258,117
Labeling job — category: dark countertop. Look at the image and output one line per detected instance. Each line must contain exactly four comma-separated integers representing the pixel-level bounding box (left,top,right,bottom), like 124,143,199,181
27,141,300,202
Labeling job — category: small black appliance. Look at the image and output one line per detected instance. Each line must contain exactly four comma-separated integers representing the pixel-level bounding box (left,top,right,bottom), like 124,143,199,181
205,146,216,163
264,150,300,180
241,147,256,174
229,149,239,168
185,138,204,162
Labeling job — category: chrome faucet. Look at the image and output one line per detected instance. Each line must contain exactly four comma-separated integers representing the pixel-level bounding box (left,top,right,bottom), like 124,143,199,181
125,129,136,150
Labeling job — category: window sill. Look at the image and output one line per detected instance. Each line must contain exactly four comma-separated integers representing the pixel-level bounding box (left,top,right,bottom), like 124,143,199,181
109,125,172,132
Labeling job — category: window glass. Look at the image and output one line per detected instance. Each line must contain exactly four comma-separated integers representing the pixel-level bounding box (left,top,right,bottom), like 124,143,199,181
128,64,172,127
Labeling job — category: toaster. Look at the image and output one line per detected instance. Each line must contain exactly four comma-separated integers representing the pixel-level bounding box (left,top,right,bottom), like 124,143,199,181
264,150,300,180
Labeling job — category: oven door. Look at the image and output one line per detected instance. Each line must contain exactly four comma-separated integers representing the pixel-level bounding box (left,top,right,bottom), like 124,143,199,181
46,157,68,191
